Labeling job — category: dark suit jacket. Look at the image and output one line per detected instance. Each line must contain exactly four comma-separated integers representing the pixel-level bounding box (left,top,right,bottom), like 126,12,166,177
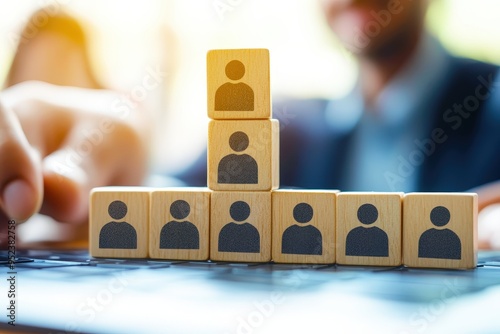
179,57,500,192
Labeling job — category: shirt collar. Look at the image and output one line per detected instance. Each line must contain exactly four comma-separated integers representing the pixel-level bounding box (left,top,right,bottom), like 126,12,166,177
326,32,451,131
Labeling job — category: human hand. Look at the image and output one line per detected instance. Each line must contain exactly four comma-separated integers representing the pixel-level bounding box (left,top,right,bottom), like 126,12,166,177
472,180,500,249
0,81,149,245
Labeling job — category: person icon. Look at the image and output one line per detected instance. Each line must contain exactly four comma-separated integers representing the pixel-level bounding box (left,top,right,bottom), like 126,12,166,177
218,201,260,253
214,59,254,111
99,200,137,249
218,131,258,184
282,203,322,255
159,200,200,249
345,203,389,257
418,206,461,259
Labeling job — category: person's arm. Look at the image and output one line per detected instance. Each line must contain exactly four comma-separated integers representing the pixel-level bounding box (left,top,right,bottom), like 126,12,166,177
472,180,500,212
0,81,150,243
470,180,500,249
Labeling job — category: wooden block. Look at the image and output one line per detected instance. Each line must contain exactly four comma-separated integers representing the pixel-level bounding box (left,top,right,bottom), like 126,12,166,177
403,193,478,269
90,187,150,258
208,119,279,191
272,190,338,264
210,191,271,262
149,188,210,261
207,49,270,120
336,192,403,266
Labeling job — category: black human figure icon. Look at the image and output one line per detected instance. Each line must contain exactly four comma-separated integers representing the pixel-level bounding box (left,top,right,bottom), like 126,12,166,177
160,200,199,250
418,206,461,259
345,203,389,257
218,201,260,253
218,131,258,184
214,59,254,111
282,203,322,255
99,200,137,249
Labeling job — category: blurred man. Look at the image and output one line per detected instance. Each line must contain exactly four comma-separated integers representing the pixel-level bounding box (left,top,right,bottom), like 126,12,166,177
186,0,499,193
181,0,500,246
275,0,500,193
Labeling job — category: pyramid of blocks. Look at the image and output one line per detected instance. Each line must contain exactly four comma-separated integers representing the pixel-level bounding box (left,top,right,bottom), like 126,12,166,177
89,49,478,269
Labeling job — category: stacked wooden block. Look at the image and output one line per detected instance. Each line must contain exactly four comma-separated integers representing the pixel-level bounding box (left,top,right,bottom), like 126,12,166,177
89,49,478,270
208,49,279,262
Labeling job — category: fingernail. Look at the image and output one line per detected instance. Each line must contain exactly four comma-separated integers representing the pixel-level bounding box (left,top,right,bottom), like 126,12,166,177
2,179,38,221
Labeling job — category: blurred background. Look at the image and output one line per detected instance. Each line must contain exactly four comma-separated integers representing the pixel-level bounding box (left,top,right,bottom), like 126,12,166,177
1,0,499,176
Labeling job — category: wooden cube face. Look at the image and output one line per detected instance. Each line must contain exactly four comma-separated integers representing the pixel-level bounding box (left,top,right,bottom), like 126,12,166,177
207,49,270,120
149,188,210,261
208,120,279,191
403,193,477,269
272,190,338,264
336,192,403,266
90,187,150,258
210,192,271,262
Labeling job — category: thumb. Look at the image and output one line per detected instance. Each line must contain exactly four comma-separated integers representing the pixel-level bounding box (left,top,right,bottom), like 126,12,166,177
0,102,43,221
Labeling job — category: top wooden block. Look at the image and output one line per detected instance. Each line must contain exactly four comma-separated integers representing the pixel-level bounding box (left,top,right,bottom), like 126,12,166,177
207,49,270,120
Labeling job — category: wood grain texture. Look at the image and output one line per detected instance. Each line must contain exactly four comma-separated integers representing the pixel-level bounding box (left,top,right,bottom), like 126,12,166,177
207,49,270,120
210,191,271,262
90,187,150,258
208,119,279,191
403,193,477,269
272,190,338,264
336,192,403,266
149,188,210,260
